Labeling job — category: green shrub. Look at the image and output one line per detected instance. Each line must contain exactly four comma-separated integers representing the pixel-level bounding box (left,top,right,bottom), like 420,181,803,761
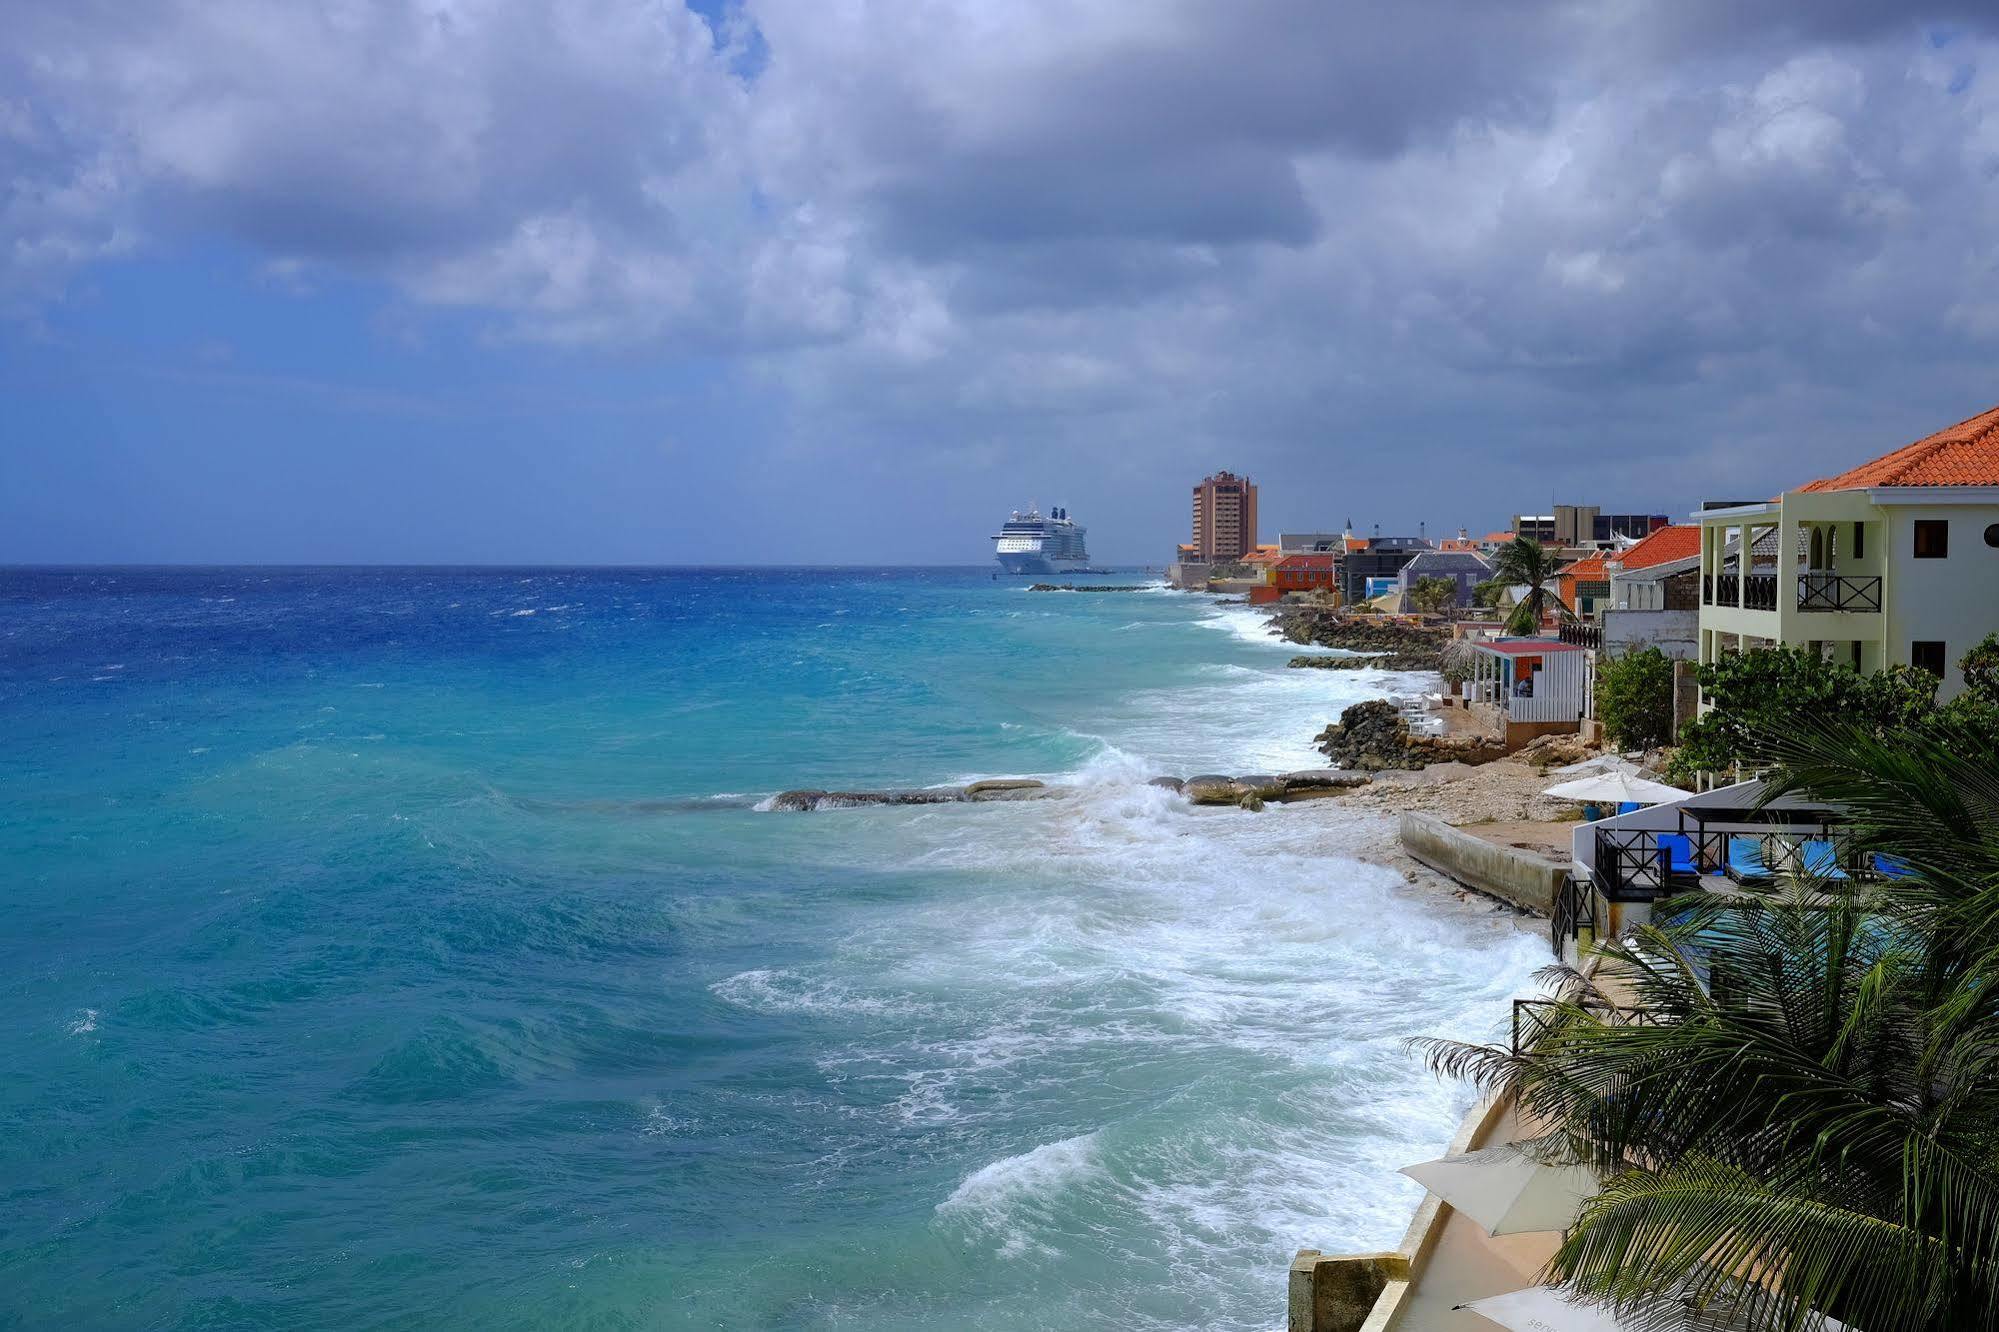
1594,646,1675,749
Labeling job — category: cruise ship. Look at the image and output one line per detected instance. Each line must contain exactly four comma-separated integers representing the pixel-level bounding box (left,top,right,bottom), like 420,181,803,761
991,506,1090,575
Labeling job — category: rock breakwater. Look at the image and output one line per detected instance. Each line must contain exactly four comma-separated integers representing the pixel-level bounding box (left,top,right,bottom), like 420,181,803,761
766,770,1369,812
1271,609,1447,671
1314,700,1506,771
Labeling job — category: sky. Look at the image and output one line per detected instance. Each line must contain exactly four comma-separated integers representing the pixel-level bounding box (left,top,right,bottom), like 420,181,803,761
4,1,1999,565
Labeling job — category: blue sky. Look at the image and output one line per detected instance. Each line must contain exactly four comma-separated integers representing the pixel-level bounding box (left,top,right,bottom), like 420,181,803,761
4,2,1998,564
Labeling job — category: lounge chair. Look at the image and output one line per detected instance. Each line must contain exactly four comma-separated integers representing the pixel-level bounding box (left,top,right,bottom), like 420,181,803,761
1800,839,1849,881
1872,853,1916,879
1616,801,1641,816
1656,833,1699,882
1726,837,1772,883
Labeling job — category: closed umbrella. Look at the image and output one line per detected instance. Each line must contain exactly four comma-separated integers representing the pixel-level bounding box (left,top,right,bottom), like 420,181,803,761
1459,1285,1635,1332
1399,1147,1597,1236
1541,771,1687,807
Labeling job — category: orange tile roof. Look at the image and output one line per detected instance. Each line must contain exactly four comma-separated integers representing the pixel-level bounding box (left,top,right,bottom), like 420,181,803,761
1344,537,1369,552
1613,524,1701,570
1481,531,1516,544
1800,402,1999,491
1437,538,1480,552
1559,555,1609,582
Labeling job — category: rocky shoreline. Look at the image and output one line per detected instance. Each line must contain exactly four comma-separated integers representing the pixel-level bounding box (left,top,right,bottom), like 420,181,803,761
1269,606,1448,671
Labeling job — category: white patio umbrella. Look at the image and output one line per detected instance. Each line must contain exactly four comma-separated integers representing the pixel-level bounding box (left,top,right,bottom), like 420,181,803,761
1552,754,1643,776
1541,770,1687,807
1459,1284,1635,1332
1399,1147,1597,1236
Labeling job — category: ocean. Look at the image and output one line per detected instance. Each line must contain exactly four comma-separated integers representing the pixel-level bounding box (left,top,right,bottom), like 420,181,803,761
0,566,1544,1330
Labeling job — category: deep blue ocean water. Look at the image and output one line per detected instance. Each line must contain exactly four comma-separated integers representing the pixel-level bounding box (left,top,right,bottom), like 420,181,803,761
0,567,1542,1330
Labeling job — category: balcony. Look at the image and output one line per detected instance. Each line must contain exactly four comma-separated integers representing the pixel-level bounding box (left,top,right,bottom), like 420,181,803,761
1796,572,1882,613
1697,572,1780,612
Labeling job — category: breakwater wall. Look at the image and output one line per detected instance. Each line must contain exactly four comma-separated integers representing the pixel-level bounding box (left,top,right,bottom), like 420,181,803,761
765,770,1372,812
1397,812,1564,914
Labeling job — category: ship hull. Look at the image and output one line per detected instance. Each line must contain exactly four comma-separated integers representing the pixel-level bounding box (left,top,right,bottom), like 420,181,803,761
995,552,1091,575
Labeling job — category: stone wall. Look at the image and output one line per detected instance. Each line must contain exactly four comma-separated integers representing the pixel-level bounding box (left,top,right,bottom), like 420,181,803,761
1397,812,1566,914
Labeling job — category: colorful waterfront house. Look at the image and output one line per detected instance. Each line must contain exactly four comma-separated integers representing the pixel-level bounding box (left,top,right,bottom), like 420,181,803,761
1553,554,1612,619
1604,524,1703,658
1463,637,1591,748
1696,402,1999,700
1251,552,1339,603
1395,548,1493,608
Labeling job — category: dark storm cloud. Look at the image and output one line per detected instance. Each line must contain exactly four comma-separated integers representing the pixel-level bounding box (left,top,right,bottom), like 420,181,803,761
6,0,1999,546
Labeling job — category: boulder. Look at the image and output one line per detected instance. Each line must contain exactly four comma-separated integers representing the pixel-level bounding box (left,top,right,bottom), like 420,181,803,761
967,784,1054,802
769,789,827,812
1232,774,1287,800
1276,769,1373,800
822,788,965,807
965,778,1045,796
1314,700,1505,771
1147,776,1185,792
1237,791,1266,811
1183,775,1239,805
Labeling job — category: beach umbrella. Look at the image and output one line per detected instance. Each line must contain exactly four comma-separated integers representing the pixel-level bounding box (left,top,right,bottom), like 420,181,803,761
1552,754,1642,776
1458,1285,1635,1332
1399,1147,1597,1236
1540,770,1686,807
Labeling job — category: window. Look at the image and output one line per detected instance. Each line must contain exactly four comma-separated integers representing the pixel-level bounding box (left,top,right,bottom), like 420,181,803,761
1912,641,1946,677
1853,522,1864,559
1914,520,1949,559
1986,523,1999,549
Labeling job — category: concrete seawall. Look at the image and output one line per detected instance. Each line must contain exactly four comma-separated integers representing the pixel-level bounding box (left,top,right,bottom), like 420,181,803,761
1396,812,1565,915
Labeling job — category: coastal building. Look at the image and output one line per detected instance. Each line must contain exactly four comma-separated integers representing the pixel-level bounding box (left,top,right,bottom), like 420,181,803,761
1278,532,1343,553
1249,552,1338,604
1394,548,1492,609
1696,402,1999,700
1553,554,1612,619
1604,524,1703,658
1338,534,1433,606
1461,638,1590,748
1515,507,1671,549
1191,471,1259,562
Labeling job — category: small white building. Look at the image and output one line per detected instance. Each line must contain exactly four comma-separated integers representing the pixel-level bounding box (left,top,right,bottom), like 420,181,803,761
1463,637,1591,748
1696,403,1999,699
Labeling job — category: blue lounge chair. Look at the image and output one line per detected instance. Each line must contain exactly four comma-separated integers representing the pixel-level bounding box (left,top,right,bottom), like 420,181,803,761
1726,837,1772,882
1801,839,1849,881
1872,853,1916,879
1617,801,1642,815
1656,833,1698,880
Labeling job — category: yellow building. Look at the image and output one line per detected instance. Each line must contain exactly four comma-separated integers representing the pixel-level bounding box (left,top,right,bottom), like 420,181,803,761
1697,403,1999,699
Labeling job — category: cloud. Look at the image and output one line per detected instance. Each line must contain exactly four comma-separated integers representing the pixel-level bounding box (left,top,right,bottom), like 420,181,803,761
6,0,1999,527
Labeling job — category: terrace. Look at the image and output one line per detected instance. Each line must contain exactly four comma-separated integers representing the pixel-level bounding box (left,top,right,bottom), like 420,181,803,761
1556,777,1892,961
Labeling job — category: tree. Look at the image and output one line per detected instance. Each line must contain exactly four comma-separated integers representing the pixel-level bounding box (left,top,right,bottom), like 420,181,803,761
1420,714,1999,1332
1593,646,1674,749
1410,576,1457,615
1668,644,1992,780
1489,537,1568,635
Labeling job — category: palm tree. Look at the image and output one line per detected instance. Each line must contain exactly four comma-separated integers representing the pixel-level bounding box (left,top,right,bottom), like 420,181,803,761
1489,537,1568,635
1418,715,1999,1331
1411,575,1457,616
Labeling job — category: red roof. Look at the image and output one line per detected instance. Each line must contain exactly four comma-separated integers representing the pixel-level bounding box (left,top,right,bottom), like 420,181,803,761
1343,537,1369,552
1800,402,1999,491
1276,553,1337,570
1437,538,1480,552
1613,524,1701,570
1481,531,1516,544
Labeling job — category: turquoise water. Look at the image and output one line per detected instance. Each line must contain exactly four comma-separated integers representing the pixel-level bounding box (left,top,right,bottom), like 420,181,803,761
0,567,1543,1330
